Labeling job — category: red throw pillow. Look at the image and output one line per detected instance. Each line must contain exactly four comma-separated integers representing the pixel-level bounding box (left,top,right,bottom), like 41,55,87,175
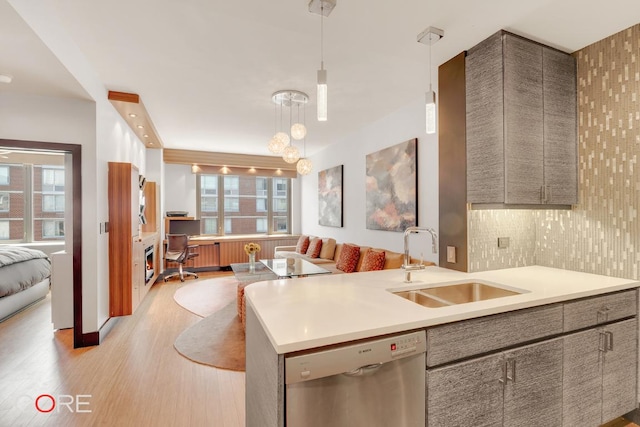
296,235,310,254
336,243,361,273
360,249,386,272
306,238,323,258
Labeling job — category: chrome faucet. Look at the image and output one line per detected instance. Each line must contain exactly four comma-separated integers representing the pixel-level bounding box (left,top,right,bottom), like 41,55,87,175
402,226,438,282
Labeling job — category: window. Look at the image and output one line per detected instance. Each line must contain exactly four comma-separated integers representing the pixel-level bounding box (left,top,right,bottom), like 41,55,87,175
196,174,291,235
0,192,8,212
202,218,218,234
42,194,64,212
42,167,65,192
42,219,64,239
0,166,8,185
0,162,66,242
0,221,8,239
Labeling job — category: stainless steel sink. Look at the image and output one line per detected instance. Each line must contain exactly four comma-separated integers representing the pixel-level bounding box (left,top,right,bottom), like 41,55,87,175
393,291,449,308
392,281,524,308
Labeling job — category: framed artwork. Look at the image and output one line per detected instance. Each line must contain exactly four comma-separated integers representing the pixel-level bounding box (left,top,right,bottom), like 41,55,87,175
318,165,343,227
365,138,417,232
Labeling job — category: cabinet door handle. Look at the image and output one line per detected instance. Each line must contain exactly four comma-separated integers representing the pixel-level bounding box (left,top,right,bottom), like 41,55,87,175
597,307,610,323
506,359,516,383
598,331,607,352
546,185,552,203
540,186,546,203
605,331,613,351
498,360,507,384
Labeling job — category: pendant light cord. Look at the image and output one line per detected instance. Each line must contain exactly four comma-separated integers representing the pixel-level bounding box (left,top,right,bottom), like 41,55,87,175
429,39,432,91
320,2,324,70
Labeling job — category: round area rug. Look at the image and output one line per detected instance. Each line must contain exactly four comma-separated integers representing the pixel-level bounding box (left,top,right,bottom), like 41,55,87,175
174,302,245,371
173,275,237,317
173,275,246,371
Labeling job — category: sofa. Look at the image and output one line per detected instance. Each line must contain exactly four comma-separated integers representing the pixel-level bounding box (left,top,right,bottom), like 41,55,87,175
274,235,434,274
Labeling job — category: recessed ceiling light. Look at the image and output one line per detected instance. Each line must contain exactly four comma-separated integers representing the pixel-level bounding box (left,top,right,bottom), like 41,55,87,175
137,125,144,129
143,134,149,138
0,74,12,84
128,113,137,118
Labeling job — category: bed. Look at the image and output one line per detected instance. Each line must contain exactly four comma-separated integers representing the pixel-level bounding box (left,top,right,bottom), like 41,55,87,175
0,246,51,322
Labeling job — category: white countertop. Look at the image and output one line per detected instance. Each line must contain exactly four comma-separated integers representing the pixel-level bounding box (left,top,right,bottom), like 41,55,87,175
244,265,640,354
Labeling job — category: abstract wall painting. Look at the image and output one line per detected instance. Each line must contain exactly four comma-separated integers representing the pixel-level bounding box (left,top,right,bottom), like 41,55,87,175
365,138,417,232
318,165,343,227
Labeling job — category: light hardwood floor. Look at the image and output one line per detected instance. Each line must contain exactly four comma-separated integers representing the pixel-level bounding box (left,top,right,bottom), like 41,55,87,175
0,273,244,426
1,274,639,427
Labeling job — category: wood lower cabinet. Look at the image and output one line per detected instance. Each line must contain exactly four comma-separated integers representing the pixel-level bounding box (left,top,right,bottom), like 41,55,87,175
503,339,564,426
108,161,159,316
563,318,638,426
426,289,638,427
131,238,144,312
427,353,504,426
427,338,563,427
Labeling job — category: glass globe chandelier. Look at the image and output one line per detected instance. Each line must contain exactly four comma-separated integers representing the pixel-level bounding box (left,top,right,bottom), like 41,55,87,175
269,90,310,169
296,158,313,175
282,145,301,164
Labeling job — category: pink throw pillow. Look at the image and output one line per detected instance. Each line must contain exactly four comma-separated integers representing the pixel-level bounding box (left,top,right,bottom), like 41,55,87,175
336,243,361,273
360,249,386,272
295,235,310,254
306,238,323,258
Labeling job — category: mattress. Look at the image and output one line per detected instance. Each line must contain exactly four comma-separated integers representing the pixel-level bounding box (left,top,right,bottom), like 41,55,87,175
0,246,51,299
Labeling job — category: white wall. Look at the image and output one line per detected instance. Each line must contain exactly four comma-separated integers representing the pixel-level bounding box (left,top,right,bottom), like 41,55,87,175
163,164,197,217
7,0,148,334
300,96,440,264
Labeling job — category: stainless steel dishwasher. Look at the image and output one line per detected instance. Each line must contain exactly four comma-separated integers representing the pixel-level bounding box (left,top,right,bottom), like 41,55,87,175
285,330,426,427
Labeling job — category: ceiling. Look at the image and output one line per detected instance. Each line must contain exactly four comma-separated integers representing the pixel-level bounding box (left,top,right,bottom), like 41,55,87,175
1,0,639,157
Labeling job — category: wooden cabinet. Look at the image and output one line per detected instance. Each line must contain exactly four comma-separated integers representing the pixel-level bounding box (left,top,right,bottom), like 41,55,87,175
108,162,159,316
131,238,144,312
426,289,638,427
466,30,577,206
426,303,563,366
563,319,637,426
563,289,637,332
427,338,563,427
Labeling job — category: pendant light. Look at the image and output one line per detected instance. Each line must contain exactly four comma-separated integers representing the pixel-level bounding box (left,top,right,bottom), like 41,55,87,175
310,0,336,122
296,105,313,175
269,90,308,163
291,103,307,140
417,27,444,135
268,101,290,154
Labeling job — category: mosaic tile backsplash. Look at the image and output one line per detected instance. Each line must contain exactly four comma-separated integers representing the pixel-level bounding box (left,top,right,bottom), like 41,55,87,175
468,24,640,280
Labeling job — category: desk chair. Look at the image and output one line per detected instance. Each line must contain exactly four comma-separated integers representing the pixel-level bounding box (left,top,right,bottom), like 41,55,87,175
164,234,199,282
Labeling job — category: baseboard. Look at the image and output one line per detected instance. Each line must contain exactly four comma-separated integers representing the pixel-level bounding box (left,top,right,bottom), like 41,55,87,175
98,316,120,343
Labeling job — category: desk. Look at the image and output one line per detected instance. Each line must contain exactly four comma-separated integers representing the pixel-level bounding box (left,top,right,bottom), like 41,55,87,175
164,235,299,269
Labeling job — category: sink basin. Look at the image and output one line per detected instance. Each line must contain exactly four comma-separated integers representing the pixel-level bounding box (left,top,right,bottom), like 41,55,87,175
391,281,524,308
393,291,449,308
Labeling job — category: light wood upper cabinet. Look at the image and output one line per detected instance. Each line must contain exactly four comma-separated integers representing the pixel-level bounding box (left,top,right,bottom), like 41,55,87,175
466,31,577,206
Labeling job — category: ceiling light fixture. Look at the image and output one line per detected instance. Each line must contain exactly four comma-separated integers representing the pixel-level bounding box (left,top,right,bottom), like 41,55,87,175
310,0,336,122
417,26,444,135
269,90,309,165
0,74,12,84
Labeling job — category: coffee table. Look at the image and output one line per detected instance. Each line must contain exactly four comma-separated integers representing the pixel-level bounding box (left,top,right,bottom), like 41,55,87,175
231,258,331,328
231,262,277,328
260,258,332,278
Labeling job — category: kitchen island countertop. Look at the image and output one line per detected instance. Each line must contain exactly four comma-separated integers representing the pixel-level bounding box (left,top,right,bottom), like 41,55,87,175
244,265,639,354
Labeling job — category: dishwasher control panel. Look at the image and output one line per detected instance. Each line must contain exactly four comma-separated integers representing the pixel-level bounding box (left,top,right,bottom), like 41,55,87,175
285,330,426,385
